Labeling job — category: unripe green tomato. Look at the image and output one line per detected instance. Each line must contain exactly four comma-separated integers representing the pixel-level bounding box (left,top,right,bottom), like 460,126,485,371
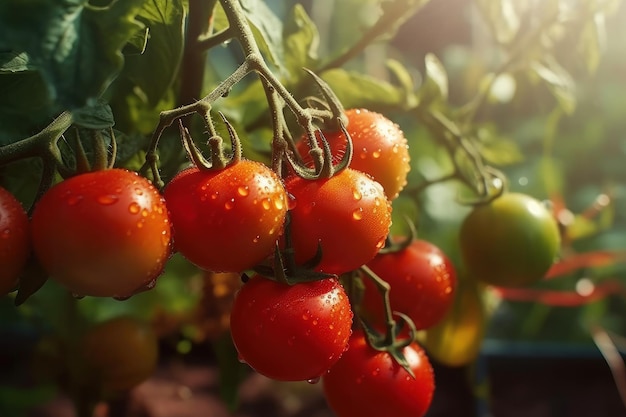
459,192,560,287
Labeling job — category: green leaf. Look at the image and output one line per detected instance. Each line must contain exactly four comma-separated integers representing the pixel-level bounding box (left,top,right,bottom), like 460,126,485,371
0,51,37,73
321,68,404,110
475,125,524,166
0,0,145,108
530,56,576,114
418,53,448,106
474,0,519,45
282,4,319,81
72,101,114,130
122,0,187,106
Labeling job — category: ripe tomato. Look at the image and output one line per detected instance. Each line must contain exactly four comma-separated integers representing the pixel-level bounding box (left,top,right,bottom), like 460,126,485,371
31,169,171,298
361,239,457,330
0,186,30,295
229,275,353,381
424,280,485,367
459,192,561,287
164,161,287,272
296,108,411,200
323,330,435,417
81,316,159,392
285,168,392,275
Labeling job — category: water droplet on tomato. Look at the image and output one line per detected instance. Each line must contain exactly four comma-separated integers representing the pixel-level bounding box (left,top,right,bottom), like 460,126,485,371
287,193,296,209
306,377,320,385
211,192,219,200
372,150,381,158
274,196,284,210
224,199,234,210
352,208,363,220
262,199,271,210
252,235,260,243
237,186,249,197
375,238,386,249
97,194,119,205
353,189,362,201
1,229,10,239
134,187,144,195
141,209,149,218
128,202,140,214
371,368,380,376
237,354,247,364
137,220,145,229
66,195,83,206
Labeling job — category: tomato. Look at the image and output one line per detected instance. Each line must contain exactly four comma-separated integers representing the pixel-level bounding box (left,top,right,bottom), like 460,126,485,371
0,186,30,295
459,192,561,287
164,161,287,272
285,168,392,275
361,239,457,330
81,316,159,392
31,169,171,298
323,330,435,417
229,275,353,381
424,279,485,367
297,109,410,200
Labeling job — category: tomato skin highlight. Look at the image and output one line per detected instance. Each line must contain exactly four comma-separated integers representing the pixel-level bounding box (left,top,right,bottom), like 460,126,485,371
285,168,392,275
81,316,159,392
459,192,561,287
361,239,457,330
164,161,287,272
31,169,172,298
323,331,435,417
230,275,353,381
297,108,411,200
0,186,30,295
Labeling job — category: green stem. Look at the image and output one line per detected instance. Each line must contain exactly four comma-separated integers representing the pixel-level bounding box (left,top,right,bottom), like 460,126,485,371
178,0,217,106
359,264,396,345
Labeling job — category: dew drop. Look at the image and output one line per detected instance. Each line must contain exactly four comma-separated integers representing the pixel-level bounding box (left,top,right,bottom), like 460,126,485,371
372,150,381,159
262,199,271,210
287,194,297,210
67,195,83,206
353,189,362,201
211,192,219,200
237,186,249,197
135,187,144,195
312,319,318,326
375,238,386,249
128,202,141,214
141,209,149,218
306,377,321,385
237,354,247,364
97,194,119,205
252,235,260,243
352,208,363,220
1,229,10,239
274,197,284,210
137,220,144,229
225,199,234,210
371,368,380,376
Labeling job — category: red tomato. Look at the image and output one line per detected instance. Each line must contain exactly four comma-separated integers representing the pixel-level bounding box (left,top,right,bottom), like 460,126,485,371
297,108,411,200
361,239,457,330
323,330,435,417
229,275,353,381
285,168,392,275
31,169,171,298
0,186,30,295
164,161,287,272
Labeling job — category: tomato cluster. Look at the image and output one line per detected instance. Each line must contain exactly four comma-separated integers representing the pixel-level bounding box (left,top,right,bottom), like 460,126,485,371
0,106,562,417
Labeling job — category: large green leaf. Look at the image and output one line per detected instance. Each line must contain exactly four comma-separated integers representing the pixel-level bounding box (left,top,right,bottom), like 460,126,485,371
321,68,405,110
282,4,319,81
122,0,187,106
0,0,144,109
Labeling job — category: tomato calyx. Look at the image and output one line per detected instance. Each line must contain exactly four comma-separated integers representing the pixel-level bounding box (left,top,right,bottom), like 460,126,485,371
253,214,337,285
179,111,242,172
358,264,419,377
